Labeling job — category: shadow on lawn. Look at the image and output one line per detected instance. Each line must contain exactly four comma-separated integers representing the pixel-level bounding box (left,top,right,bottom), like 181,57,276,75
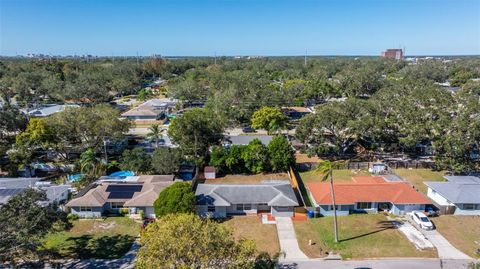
58,234,135,259
339,220,396,243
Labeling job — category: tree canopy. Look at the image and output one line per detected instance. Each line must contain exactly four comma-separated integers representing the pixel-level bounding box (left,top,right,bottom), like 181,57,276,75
137,214,275,269
153,182,195,217
0,189,68,264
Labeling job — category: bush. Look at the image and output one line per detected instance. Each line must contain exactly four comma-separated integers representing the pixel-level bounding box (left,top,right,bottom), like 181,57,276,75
139,209,145,219
118,208,129,216
67,213,79,221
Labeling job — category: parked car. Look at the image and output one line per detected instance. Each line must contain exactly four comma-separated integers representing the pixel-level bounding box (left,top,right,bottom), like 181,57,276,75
242,126,256,133
411,211,434,230
142,218,155,229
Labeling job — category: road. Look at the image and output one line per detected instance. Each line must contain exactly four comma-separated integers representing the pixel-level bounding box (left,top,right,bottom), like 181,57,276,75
279,259,475,269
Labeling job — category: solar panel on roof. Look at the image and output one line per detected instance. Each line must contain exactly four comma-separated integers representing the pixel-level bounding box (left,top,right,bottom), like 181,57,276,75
106,185,143,192
108,192,136,199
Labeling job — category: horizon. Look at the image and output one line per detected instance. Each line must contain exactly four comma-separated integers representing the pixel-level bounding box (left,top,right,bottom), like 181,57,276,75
1,0,479,56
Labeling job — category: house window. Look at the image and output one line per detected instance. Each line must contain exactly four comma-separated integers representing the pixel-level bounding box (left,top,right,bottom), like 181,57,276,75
79,206,92,212
357,202,372,209
463,204,477,210
110,202,124,209
236,204,252,211
207,206,215,212
328,205,338,210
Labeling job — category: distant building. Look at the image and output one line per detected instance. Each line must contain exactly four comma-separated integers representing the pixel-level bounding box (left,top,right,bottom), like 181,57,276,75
0,178,70,206
26,104,80,117
381,49,404,60
121,98,177,121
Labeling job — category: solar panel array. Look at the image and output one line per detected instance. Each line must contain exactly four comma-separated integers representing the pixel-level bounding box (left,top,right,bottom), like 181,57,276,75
106,184,143,199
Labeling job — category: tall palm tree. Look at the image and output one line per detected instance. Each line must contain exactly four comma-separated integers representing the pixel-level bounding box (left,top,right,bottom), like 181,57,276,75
316,160,343,243
148,124,162,148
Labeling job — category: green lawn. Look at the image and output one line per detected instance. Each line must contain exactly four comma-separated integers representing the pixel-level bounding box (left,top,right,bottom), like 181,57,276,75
394,169,446,194
41,217,141,259
433,215,480,258
299,169,371,184
294,214,437,259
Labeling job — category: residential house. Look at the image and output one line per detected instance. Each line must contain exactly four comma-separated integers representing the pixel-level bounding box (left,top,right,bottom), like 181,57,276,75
282,106,312,120
66,175,175,218
425,176,480,215
26,104,80,117
307,176,431,216
121,98,177,121
195,182,299,218
224,135,273,147
0,178,70,205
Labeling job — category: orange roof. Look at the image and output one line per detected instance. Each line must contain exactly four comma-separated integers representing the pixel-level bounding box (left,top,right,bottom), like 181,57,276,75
307,181,431,205
352,176,386,184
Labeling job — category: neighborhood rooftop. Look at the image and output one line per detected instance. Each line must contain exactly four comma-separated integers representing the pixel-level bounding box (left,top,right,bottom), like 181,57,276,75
308,177,431,205
195,183,299,207
225,135,273,146
425,176,480,204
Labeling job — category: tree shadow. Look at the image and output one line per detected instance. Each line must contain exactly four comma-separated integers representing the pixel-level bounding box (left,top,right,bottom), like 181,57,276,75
48,234,135,259
339,220,396,243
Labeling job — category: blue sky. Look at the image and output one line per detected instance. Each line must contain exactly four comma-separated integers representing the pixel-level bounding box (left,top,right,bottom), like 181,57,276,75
1,0,479,56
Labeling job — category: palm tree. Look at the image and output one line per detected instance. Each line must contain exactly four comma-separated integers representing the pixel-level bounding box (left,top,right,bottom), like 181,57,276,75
316,160,344,243
79,148,105,178
148,124,162,148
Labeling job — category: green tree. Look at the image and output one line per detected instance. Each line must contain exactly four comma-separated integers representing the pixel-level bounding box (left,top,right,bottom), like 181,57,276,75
45,105,130,159
209,146,228,173
147,124,162,148
137,88,152,101
268,135,295,172
153,182,195,217
79,148,106,179
316,160,344,243
137,214,258,269
168,108,224,164
120,148,151,174
0,189,68,264
15,118,54,148
251,107,288,134
151,147,181,174
242,139,269,174
225,145,247,174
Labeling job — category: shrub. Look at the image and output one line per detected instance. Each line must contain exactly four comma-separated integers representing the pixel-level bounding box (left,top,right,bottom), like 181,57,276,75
67,213,79,221
153,182,195,217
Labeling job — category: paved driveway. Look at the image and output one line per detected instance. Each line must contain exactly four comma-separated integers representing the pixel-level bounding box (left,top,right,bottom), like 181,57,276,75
422,229,471,259
408,217,471,259
275,217,308,261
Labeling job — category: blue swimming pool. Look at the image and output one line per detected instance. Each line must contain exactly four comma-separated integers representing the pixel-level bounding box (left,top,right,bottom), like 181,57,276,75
109,171,135,177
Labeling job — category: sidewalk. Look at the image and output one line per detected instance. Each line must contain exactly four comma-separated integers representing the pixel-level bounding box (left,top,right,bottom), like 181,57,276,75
275,217,308,261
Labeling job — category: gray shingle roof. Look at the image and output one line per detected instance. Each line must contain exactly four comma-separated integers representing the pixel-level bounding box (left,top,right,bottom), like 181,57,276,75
225,135,273,146
195,183,298,207
425,176,480,204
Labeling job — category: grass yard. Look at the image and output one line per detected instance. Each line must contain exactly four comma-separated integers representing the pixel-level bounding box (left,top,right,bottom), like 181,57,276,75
394,169,446,194
294,214,437,259
220,216,280,256
41,217,141,259
299,169,371,184
433,215,480,258
205,172,289,184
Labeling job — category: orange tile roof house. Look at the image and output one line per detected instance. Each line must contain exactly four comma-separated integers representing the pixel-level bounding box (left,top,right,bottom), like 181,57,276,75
307,176,431,216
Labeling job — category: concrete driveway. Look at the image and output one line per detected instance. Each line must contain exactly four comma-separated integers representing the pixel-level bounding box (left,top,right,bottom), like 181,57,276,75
275,217,308,261
408,217,471,259
421,229,471,259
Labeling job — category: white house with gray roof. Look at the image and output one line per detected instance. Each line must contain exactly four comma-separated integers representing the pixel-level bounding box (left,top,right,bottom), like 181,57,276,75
195,183,298,218
425,176,480,215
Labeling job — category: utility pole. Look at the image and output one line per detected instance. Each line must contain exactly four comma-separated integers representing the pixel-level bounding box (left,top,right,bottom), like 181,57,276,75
136,51,139,66
214,51,217,65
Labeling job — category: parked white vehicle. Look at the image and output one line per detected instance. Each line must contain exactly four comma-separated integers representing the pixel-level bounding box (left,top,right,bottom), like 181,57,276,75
410,211,434,230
